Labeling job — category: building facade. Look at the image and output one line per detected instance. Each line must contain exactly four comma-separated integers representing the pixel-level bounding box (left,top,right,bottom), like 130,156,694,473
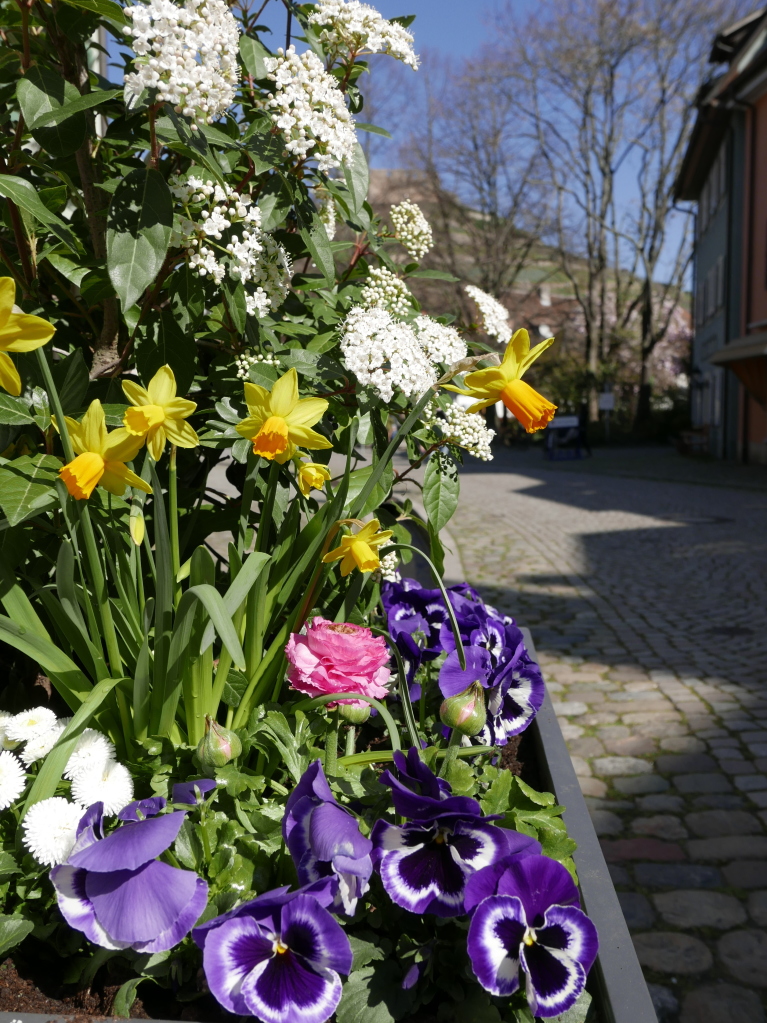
677,9,767,463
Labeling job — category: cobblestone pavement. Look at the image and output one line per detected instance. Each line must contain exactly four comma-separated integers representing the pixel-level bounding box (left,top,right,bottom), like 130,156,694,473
447,447,767,1023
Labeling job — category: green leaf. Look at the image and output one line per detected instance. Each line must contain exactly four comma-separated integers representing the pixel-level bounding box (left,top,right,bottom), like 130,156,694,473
406,269,460,281
453,992,503,1023
336,962,412,1023
0,852,20,880
0,395,34,426
223,279,247,334
107,168,173,309
45,253,90,288
188,584,246,669
221,668,248,708
349,935,386,971
53,349,89,416
136,308,197,395
201,550,269,652
0,176,79,252
0,454,60,526
239,35,272,79
298,216,335,285
0,915,34,957
343,143,369,215
112,977,145,1018
480,769,513,816
355,122,392,138
30,88,121,129
422,450,459,531
16,67,86,157
58,0,127,24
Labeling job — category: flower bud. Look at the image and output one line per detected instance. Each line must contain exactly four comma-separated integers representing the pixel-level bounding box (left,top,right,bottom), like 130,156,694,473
196,715,242,769
337,702,371,725
440,682,486,736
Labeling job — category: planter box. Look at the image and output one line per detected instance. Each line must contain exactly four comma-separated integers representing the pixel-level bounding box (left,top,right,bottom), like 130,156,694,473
522,629,656,1023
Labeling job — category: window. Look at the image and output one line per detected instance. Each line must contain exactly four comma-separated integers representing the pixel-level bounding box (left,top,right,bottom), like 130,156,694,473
697,143,727,238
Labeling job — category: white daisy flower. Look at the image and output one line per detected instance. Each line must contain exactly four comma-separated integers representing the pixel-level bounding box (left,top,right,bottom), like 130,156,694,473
71,760,134,816
20,720,68,767
22,797,83,866
0,750,26,810
6,706,57,744
63,729,115,780
0,711,19,750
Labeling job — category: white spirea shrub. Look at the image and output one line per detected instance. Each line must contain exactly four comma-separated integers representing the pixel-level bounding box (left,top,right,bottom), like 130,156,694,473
171,175,292,316
443,405,495,461
414,315,467,365
124,0,240,126
465,284,511,340
360,267,413,318
264,46,357,171
390,200,432,259
340,306,435,402
308,0,419,70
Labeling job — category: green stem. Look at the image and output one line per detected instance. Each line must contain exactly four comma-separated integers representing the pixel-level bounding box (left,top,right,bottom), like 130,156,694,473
169,445,181,607
238,451,260,556
324,707,339,776
345,725,356,757
291,692,402,752
438,728,463,779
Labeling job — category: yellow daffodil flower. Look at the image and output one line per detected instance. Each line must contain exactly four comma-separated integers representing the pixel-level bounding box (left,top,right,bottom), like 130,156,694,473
122,365,198,460
236,368,333,463
58,400,152,500
297,459,331,497
445,328,557,433
0,278,55,396
322,519,394,576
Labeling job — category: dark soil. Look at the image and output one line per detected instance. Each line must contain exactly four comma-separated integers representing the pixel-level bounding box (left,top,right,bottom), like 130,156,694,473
0,957,147,1019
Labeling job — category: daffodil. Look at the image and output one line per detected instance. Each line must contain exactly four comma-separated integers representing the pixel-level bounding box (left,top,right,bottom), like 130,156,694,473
0,278,55,396
322,519,394,576
122,365,198,460
297,459,331,498
236,368,333,463
57,400,152,500
445,328,557,433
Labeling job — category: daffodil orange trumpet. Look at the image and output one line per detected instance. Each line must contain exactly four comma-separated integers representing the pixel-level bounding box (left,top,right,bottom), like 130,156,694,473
57,400,152,501
0,278,55,396
236,368,333,463
445,327,557,433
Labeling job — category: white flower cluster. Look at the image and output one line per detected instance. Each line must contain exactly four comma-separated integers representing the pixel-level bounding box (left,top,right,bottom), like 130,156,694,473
414,315,467,365
378,550,401,582
360,267,413,318
0,706,135,866
390,200,432,260
308,0,419,70
465,284,511,340
264,46,357,172
172,175,292,316
235,350,280,379
442,405,495,461
124,0,239,126
340,306,434,402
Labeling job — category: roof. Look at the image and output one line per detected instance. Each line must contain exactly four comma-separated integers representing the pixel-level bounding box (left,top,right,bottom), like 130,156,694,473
675,8,767,201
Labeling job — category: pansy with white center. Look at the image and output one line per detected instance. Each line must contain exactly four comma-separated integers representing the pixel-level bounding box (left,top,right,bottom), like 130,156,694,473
194,884,352,1023
22,797,83,866
465,855,598,1018
0,749,25,810
6,706,57,744
71,759,134,815
371,748,538,916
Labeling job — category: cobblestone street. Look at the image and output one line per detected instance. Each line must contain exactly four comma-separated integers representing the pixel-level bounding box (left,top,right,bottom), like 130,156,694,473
448,447,767,1023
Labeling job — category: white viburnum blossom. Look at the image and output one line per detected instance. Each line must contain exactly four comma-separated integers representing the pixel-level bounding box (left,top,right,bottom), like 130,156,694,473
235,351,280,380
443,405,495,461
465,285,511,340
413,315,467,366
71,760,135,816
0,750,25,810
378,551,401,582
390,200,432,260
172,175,292,315
22,797,83,867
360,267,413,318
63,729,115,781
20,719,69,767
340,306,435,402
6,706,57,745
123,0,240,126
263,46,357,172
308,0,419,69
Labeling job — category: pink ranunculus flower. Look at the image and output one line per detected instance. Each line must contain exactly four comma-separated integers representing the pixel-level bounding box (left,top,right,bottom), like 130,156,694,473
285,617,391,709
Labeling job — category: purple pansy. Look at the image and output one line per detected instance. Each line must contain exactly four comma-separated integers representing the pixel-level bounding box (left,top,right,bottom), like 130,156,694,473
439,597,544,745
371,749,538,917
466,856,598,1018
173,778,216,805
283,761,373,915
195,886,352,1023
118,796,166,821
381,579,455,693
50,802,207,952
